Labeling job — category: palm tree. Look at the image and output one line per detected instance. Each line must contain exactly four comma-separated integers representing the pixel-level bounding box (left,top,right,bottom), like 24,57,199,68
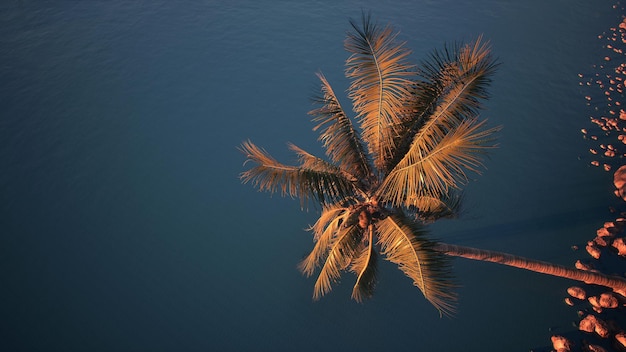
239,14,626,316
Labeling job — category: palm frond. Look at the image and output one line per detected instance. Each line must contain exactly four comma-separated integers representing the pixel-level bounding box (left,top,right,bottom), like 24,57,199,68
312,224,363,300
310,72,372,182
407,192,463,222
385,37,499,175
377,118,499,209
376,211,457,316
385,79,443,172
239,140,356,207
350,226,377,302
299,204,351,277
345,13,415,172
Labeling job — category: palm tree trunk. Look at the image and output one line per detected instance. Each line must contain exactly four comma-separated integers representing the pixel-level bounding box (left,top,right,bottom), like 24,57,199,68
434,243,626,292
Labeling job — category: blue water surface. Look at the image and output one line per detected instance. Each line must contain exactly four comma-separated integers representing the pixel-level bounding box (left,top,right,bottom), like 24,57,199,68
0,1,621,351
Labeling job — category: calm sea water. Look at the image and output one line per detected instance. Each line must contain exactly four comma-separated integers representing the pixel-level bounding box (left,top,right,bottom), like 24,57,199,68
0,1,621,351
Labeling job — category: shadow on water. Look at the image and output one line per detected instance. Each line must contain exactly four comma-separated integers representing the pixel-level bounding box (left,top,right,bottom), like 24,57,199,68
440,204,609,248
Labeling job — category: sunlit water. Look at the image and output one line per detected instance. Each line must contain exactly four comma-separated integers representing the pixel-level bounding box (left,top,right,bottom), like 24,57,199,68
0,1,622,351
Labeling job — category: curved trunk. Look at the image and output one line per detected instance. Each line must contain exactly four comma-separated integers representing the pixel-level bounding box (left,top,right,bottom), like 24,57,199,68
434,243,626,292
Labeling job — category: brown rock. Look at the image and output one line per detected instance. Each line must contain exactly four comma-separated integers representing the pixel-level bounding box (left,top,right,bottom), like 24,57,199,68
589,296,601,308
594,236,610,247
586,344,607,352
565,297,574,306
575,260,595,271
580,315,596,333
599,292,619,308
598,227,612,237
613,237,626,256
568,286,587,300
616,332,626,348
551,335,573,352
586,242,602,259
614,165,626,201
604,221,624,234
579,314,610,338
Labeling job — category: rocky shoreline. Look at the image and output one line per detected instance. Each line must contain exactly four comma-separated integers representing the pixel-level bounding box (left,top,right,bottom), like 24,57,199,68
550,6,626,352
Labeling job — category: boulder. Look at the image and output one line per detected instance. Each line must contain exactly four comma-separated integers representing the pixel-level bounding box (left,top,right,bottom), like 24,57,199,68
587,242,602,259
613,237,626,256
588,296,603,313
579,314,610,338
594,236,610,247
616,332,626,348
614,165,626,201
604,220,624,234
599,292,619,308
586,344,607,352
568,286,587,300
551,335,573,352
575,260,595,271
598,227,612,237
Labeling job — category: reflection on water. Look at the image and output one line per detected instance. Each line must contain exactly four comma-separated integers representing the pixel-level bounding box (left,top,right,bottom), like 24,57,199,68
0,1,623,351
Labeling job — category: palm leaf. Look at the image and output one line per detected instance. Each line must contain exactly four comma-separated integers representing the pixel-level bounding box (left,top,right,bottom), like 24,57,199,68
345,13,415,171
299,204,351,277
385,79,443,172
407,192,463,222
377,119,498,208
350,225,377,302
310,72,372,183
312,223,363,300
376,211,457,316
384,37,499,176
239,140,355,207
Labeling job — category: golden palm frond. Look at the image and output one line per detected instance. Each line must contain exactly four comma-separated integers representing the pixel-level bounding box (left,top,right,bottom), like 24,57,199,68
309,202,352,240
407,192,463,222
239,140,355,207
312,224,363,300
385,80,443,172
377,118,499,209
299,204,351,277
350,226,377,302
384,37,498,175
376,211,457,316
310,72,372,182
345,13,415,171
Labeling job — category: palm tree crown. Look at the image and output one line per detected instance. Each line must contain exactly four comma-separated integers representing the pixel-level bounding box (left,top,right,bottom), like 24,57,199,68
240,14,499,316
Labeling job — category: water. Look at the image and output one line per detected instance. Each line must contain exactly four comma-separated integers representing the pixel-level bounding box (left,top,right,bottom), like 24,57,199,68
0,1,621,351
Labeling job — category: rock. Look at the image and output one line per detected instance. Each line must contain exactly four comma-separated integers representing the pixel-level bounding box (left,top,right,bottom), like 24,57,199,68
579,314,610,338
594,236,610,247
604,220,624,234
599,292,619,308
589,296,603,313
613,237,626,256
565,297,574,306
614,165,626,201
586,344,607,352
589,296,601,308
587,242,602,259
616,332,626,348
575,260,595,271
579,315,595,333
598,227,612,237
551,335,573,352
568,286,587,300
